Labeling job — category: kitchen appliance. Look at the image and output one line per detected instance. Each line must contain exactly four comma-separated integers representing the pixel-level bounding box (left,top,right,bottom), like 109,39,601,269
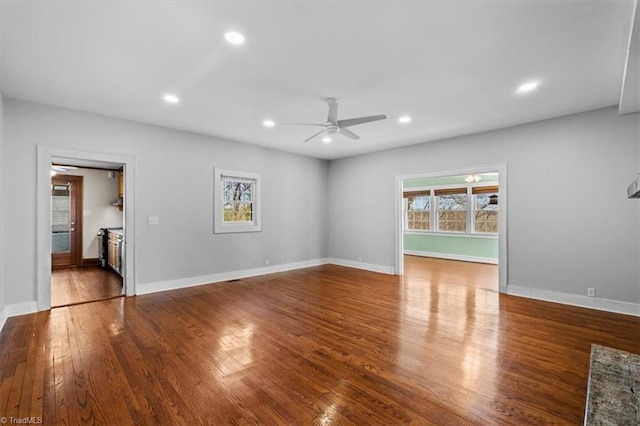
97,227,123,273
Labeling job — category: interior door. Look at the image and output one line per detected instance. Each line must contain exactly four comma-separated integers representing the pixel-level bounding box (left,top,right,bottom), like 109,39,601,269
51,175,83,268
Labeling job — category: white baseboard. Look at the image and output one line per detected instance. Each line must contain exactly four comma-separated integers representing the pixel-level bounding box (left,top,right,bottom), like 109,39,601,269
404,249,498,265
136,258,330,295
507,285,640,317
327,258,395,275
0,300,38,332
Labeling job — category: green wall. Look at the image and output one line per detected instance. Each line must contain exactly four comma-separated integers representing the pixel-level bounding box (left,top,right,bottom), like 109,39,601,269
404,172,498,188
404,233,498,262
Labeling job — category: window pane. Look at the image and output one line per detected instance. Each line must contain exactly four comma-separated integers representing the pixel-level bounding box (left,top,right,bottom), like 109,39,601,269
407,195,430,230
475,193,498,233
222,178,255,223
51,183,71,252
437,194,467,232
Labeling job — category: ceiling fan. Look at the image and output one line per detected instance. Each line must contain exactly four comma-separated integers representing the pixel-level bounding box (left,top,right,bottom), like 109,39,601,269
280,98,386,143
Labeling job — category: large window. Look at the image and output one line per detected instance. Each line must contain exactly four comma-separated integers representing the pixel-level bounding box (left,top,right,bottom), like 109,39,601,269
405,190,431,230
214,168,261,233
404,184,498,235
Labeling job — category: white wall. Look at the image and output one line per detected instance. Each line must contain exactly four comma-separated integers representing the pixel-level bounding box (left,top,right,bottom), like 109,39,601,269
62,168,123,259
2,98,329,307
329,107,640,306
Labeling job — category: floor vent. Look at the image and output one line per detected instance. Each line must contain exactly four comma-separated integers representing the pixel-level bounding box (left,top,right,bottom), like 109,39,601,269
227,279,242,283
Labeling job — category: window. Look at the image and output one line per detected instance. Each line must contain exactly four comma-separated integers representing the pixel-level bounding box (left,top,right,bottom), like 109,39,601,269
473,186,498,233
405,190,431,230
436,188,467,232
214,168,261,233
404,183,499,235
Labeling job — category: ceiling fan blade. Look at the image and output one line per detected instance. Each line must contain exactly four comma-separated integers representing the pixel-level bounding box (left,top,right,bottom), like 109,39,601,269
338,114,387,128
303,129,326,143
338,128,360,140
279,122,325,127
327,98,338,124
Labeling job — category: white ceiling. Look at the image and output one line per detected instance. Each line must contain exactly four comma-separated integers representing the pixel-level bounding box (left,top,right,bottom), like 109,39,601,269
1,1,637,160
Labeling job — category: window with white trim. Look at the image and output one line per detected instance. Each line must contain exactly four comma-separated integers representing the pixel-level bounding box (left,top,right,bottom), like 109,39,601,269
435,188,468,232
405,190,431,230
473,186,498,233
214,168,262,233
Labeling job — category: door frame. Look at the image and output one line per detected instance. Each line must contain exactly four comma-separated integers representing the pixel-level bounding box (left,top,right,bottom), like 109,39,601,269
37,145,136,311
51,174,84,268
394,163,508,293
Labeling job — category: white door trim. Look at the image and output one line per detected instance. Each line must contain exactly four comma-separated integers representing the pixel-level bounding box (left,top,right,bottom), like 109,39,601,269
36,145,136,310
394,163,508,293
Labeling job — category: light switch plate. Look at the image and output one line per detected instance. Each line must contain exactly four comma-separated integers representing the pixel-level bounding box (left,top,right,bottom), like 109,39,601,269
83,210,91,216
148,216,159,225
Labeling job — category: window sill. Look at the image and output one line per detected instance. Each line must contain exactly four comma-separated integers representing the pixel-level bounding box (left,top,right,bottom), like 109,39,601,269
404,230,498,239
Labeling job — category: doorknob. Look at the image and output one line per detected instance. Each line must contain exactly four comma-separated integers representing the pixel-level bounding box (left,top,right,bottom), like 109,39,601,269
70,228,75,231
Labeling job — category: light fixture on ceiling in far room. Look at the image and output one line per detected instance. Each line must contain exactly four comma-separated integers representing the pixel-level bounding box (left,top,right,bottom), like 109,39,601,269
322,136,332,144
465,174,481,183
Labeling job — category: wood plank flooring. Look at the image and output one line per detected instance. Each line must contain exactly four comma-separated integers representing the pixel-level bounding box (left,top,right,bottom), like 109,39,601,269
51,266,122,307
1,257,639,424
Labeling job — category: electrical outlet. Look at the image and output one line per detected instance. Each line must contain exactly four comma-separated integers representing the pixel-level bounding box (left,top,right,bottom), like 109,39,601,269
357,256,363,261
587,288,596,298
83,210,91,216
148,216,159,225
265,260,270,265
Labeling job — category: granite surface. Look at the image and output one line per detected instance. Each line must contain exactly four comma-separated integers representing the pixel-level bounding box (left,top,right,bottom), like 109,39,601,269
584,344,640,425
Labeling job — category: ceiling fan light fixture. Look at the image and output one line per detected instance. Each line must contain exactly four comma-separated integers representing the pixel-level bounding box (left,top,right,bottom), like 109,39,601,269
322,136,332,143
224,31,245,45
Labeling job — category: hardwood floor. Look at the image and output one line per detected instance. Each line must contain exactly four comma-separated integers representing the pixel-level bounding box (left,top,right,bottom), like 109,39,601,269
1,257,639,424
51,266,122,307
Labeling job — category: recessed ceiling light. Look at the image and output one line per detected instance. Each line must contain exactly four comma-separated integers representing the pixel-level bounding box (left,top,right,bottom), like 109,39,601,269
399,116,412,124
225,31,245,45
263,119,275,128
516,81,539,94
163,94,180,104
322,136,332,143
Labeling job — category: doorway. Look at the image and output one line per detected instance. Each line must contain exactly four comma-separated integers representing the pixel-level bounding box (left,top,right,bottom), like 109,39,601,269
50,165,125,307
36,146,136,311
395,164,507,293
51,175,83,268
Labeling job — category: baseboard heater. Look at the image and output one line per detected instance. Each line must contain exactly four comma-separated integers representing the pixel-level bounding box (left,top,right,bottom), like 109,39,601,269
628,175,640,199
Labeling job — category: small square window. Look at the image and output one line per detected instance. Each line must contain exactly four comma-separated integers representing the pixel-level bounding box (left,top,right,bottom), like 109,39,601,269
214,168,261,233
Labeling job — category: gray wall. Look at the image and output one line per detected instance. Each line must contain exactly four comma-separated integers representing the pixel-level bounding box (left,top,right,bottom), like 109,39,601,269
0,92,5,326
1,98,638,316
329,107,640,304
2,98,329,306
